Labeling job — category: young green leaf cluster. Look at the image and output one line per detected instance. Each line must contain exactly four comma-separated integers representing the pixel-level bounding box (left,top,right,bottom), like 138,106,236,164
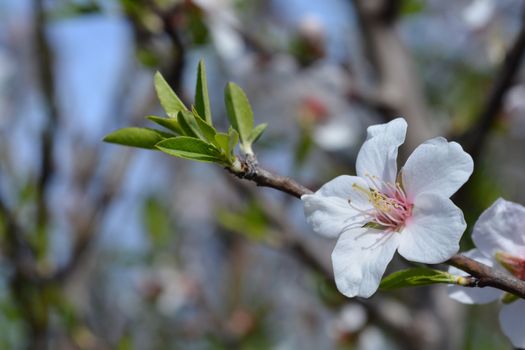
103,60,267,168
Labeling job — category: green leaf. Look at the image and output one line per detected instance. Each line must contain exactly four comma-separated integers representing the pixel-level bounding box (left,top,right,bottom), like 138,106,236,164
156,136,225,163
380,268,457,290
177,111,204,139
146,115,183,134
192,107,217,145
103,127,173,149
154,72,187,117
194,59,212,124
224,82,254,150
213,128,238,164
228,126,239,154
214,132,230,154
247,123,267,145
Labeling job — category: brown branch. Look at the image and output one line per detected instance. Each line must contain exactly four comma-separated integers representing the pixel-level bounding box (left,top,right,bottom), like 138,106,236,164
457,4,525,160
228,155,313,199
34,0,59,248
448,254,525,298
228,156,525,299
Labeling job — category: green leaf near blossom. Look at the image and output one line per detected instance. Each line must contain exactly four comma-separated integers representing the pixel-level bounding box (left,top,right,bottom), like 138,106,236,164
224,82,254,151
213,128,238,163
192,106,218,145
106,61,265,167
379,267,457,290
154,71,187,117
146,115,183,135
228,127,239,154
247,123,268,145
194,59,212,124
156,136,225,163
103,127,173,149
177,111,204,139
214,132,230,155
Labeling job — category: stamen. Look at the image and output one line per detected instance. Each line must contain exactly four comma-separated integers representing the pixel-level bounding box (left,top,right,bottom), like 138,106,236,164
348,174,413,233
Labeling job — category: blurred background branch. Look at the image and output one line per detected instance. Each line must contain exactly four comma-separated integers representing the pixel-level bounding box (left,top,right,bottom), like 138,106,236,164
457,2,525,161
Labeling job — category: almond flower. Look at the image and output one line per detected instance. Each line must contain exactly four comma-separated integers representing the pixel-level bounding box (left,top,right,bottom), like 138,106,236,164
302,118,473,298
448,198,525,348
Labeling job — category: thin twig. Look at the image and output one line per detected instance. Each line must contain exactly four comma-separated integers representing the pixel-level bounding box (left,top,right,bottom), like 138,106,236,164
34,0,59,257
227,155,313,199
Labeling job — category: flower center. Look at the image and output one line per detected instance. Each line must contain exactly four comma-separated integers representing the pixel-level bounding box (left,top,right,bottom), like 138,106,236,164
495,252,525,280
349,175,413,232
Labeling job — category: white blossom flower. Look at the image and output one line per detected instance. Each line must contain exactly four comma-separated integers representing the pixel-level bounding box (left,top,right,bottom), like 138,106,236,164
462,0,495,30
302,118,473,298
448,198,525,348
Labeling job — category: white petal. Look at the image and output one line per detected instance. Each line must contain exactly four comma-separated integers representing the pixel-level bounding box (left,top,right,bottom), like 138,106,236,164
366,117,407,140
499,300,525,348
317,175,371,209
332,228,400,298
356,118,407,184
401,137,473,200
302,195,361,238
302,176,372,238
472,198,525,258
398,193,466,263
447,249,501,304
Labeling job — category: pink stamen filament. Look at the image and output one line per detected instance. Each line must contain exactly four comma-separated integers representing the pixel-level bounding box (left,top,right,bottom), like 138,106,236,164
349,175,413,232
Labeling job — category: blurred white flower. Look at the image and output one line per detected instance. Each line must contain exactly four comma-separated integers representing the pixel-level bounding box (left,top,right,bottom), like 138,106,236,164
137,265,198,316
333,303,367,334
504,85,525,133
505,84,525,114
302,118,473,297
298,14,325,39
463,0,495,30
358,326,399,350
448,198,525,348
313,118,359,151
193,0,245,62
